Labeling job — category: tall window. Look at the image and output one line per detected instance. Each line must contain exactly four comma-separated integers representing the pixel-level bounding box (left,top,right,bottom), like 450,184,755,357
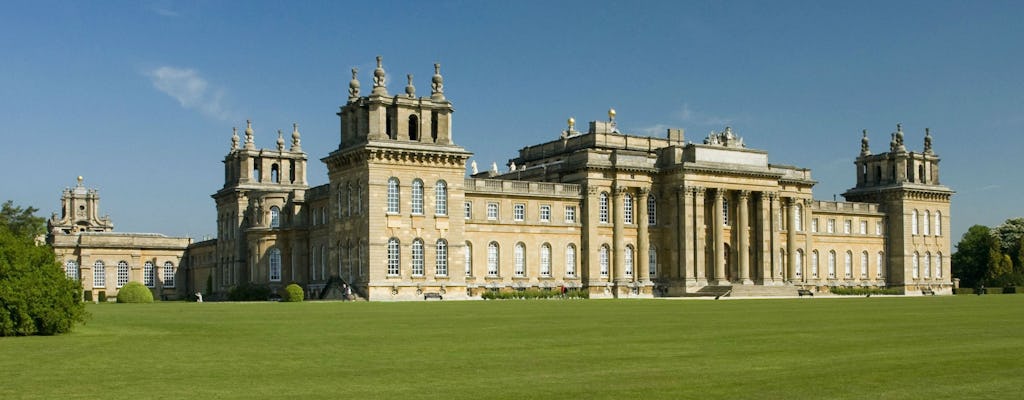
859,221,867,235
911,210,919,235
337,189,344,216
827,251,836,279
811,250,819,278
827,219,835,233
513,204,525,221
65,260,78,281
321,244,327,279
936,252,943,278
877,252,885,278
565,244,577,277
464,201,472,219
624,194,634,224
268,249,282,282
923,211,931,235
387,238,400,276
270,206,281,228
465,242,473,276
144,261,155,287
599,245,610,277
794,204,803,232
487,202,498,220
411,179,424,215
912,252,920,279
487,242,499,276
346,184,354,216
357,185,363,215
647,195,657,225
387,178,400,213
811,218,818,233
565,205,576,223
599,192,609,223
649,247,658,277
624,245,634,277
876,221,883,235
94,260,106,287
722,197,729,225
843,220,852,234
540,244,551,277
935,211,942,236
540,205,551,222
514,243,526,277
795,249,804,277
435,240,448,276
923,252,931,278
435,181,449,215
860,251,869,278
844,251,853,278
117,261,129,288
163,261,175,288
411,239,424,276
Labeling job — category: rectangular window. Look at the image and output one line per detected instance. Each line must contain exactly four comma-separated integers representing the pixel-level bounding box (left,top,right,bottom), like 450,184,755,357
513,203,525,221
143,262,155,287
565,206,576,223
811,218,819,233
487,203,498,220
117,262,129,288
540,205,551,222
624,195,634,225
843,220,852,234
859,221,867,235
827,219,835,233
436,241,448,277
464,202,472,220
876,221,883,235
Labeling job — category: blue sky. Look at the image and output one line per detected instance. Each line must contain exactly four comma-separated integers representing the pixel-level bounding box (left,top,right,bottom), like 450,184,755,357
2,1,1021,241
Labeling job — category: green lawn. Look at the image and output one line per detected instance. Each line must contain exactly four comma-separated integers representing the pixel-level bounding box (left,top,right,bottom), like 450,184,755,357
2,296,1022,399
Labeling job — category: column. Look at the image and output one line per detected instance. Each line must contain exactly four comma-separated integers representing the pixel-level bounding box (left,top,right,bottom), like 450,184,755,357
738,190,751,284
637,188,650,284
786,197,798,282
693,187,707,283
803,199,815,283
712,188,726,284
679,185,694,283
612,186,626,286
766,192,778,283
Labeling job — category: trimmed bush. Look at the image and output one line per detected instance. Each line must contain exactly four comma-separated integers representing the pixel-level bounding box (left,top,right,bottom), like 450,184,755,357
953,288,974,295
481,288,589,300
228,282,273,301
829,286,902,296
116,282,155,303
281,284,304,302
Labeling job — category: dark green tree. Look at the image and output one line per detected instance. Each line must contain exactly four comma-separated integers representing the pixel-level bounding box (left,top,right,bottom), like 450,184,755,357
992,218,1024,266
0,202,87,336
951,225,998,289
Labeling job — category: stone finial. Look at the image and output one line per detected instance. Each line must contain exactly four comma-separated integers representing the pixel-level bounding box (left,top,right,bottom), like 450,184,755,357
491,162,498,174
889,133,897,152
348,67,360,100
276,129,285,151
405,74,416,98
608,108,616,122
924,127,933,154
860,129,870,155
471,160,478,174
231,126,239,150
568,117,575,131
77,176,84,187
895,123,905,149
510,162,517,172
244,119,255,149
372,55,387,95
431,63,445,101
291,123,301,151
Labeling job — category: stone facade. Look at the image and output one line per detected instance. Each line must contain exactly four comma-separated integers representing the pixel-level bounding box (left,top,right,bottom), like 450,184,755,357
54,57,956,300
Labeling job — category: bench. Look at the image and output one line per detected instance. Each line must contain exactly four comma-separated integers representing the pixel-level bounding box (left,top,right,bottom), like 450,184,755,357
797,289,814,297
423,292,443,300
921,289,935,296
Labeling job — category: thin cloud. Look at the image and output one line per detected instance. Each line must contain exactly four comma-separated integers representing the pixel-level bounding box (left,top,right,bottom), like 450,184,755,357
145,66,234,121
675,103,732,127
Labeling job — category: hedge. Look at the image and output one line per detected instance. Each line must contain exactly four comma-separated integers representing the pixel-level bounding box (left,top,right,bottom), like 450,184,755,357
828,286,902,296
228,282,273,301
481,288,589,300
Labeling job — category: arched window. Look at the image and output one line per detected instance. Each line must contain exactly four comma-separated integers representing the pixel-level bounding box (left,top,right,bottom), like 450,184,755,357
93,260,106,287
624,194,634,224
935,211,942,236
411,179,424,215
795,249,804,277
795,204,803,232
936,252,943,278
321,244,327,280
144,261,155,287
270,206,281,228
436,239,448,276
387,178,400,214
117,261,129,288
387,238,400,276
811,250,819,278
347,183,354,216
431,111,439,142
599,192,609,223
722,196,730,226
357,184,363,215
268,249,282,282
408,114,419,141
844,251,853,279
647,195,657,226
912,252,920,279
65,260,79,281
411,239,424,276
827,250,836,279
565,244,577,277
923,252,931,278
514,243,526,277
861,251,869,278
877,252,885,278
163,261,175,288
465,242,473,277
923,211,931,235
540,244,551,277
911,209,919,235
487,242,499,276
649,247,658,278
435,180,448,216
599,245,610,277
624,245,634,277
271,163,280,183
337,189,344,216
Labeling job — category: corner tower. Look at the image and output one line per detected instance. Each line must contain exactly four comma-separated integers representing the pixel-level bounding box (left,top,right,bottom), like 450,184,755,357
323,57,472,300
843,125,954,294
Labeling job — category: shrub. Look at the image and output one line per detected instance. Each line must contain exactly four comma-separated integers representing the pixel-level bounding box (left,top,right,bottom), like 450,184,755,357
985,287,1004,294
480,288,589,300
228,282,273,301
953,288,974,295
116,282,154,303
829,286,902,296
1003,286,1018,294
281,284,304,302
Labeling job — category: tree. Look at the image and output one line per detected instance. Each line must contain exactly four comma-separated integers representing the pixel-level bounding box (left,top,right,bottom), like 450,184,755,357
992,218,1024,266
0,202,87,336
952,225,998,289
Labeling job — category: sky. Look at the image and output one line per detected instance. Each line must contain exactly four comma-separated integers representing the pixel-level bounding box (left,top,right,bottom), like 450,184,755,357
2,0,1022,242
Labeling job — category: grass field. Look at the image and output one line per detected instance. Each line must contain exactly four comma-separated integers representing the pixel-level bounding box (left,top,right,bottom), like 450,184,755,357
1,296,1022,399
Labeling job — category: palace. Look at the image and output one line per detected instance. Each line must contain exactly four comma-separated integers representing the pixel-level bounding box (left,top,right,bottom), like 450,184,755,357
50,57,954,300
